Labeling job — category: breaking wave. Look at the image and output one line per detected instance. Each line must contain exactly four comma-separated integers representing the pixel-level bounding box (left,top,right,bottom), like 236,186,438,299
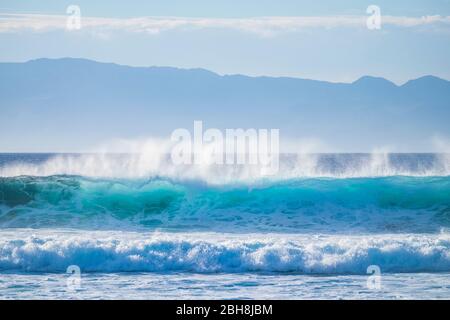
0,175,449,232
0,230,449,274
1,153,449,277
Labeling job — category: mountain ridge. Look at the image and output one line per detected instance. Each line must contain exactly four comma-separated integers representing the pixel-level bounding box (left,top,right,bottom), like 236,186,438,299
0,58,449,152
7,57,449,86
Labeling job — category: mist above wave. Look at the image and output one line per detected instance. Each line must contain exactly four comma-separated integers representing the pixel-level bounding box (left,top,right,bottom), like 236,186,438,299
0,152,449,183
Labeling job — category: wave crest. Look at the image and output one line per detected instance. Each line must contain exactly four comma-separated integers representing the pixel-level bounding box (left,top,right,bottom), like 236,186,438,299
1,153,449,183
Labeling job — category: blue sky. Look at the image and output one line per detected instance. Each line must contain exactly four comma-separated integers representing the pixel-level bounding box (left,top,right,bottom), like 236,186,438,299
0,0,450,83
2,0,450,18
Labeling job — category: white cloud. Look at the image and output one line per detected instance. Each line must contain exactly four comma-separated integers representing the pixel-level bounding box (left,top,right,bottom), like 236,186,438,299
1,13,450,36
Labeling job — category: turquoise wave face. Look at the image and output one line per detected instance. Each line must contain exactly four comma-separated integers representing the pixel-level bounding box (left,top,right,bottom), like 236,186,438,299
1,175,449,232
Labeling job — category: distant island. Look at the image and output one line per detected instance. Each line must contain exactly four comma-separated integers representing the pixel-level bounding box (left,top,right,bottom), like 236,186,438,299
1,58,449,152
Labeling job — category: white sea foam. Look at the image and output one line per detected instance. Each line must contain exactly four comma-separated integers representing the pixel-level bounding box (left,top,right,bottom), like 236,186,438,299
1,230,449,274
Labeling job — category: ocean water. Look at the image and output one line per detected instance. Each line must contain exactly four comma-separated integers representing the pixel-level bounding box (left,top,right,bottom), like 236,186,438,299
0,153,449,299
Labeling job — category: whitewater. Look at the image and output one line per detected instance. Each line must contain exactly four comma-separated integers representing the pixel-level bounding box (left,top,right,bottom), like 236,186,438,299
0,153,449,299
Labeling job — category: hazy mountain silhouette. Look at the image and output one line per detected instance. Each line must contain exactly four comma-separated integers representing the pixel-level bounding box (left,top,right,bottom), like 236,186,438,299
1,58,449,151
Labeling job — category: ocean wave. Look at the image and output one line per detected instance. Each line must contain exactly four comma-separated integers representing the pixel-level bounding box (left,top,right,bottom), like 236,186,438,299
1,230,449,274
0,175,449,232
